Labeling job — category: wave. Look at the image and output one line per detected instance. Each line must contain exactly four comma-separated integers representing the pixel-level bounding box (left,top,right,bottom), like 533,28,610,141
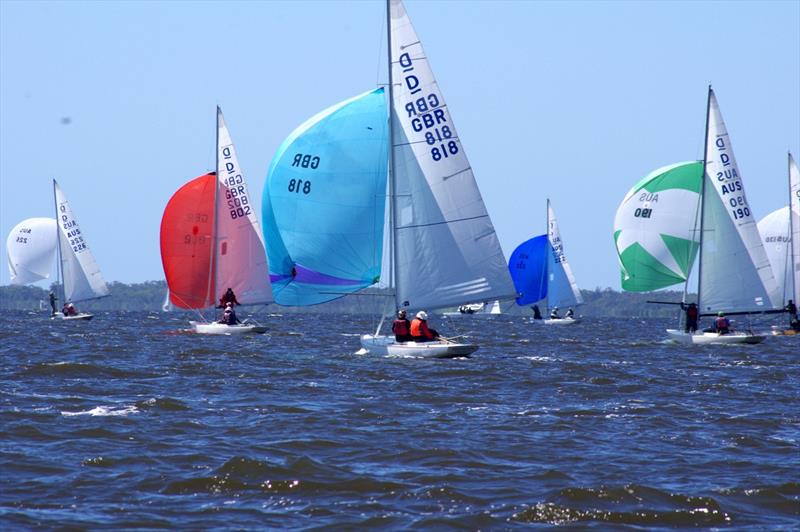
61,405,138,417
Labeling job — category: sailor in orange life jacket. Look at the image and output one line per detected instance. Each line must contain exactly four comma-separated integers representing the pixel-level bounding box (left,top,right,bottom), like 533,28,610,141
410,311,440,342
391,309,412,342
714,311,730,334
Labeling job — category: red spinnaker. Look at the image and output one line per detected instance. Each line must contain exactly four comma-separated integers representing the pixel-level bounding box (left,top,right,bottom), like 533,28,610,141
160,173,216,309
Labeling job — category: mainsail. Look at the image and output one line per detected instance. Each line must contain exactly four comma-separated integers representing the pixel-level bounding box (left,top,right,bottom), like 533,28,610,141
262,88,388,306
547,201,583,308
389,0,515,310
698,89,780,313
789,152,800,305
215,108,273,305
54,180,109,302
6,217,57,285
613,161,703,292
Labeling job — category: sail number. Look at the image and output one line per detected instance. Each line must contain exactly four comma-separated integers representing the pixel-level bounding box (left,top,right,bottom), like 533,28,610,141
225,185,252,219
288,179,311,195
634,208,652,218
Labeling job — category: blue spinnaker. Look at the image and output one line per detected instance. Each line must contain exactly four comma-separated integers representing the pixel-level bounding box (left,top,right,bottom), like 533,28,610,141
262,88,388,306
508,234,548,306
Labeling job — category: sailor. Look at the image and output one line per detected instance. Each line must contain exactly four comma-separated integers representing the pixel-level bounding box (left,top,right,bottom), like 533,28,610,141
565,308,574,319
681,302,699,333
49,291,57,316
218,288,240,309
714,311,730,334
391,309,412,342
220,302,240,325
62,303,69,316
62,303,78,316
786,299,798,322
410,311,440,342
550,306,560,319
531,304,542,320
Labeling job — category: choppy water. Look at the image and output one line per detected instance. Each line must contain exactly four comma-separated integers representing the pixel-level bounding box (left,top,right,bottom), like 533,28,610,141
1,310,798,529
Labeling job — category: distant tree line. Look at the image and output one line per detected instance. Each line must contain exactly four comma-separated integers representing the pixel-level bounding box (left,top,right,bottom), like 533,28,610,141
0,281,691,318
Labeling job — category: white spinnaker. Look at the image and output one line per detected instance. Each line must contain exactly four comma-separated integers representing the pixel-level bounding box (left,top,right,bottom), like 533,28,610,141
699,90,779,312
790,152,800,304
54,181,109,302
214,108,273,305
547,202,583,308
7,217,57,285
389,0,515,310
757,207,791,303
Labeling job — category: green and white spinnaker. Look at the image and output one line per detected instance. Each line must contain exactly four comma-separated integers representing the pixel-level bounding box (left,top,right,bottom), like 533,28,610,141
613,161,703,292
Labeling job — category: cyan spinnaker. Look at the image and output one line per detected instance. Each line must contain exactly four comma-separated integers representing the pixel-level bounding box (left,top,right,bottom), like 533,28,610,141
262,88,388,306
508,234,548,306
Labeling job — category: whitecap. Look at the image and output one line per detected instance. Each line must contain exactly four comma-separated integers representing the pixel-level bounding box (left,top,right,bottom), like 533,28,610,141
61,405,139,417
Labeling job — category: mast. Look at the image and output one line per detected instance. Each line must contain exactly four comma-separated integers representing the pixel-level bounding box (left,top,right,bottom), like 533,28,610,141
52,179,65,303
695,85,712,313
386,0,400,309
789,151,797,304
545,198,550,312
210,107,221,314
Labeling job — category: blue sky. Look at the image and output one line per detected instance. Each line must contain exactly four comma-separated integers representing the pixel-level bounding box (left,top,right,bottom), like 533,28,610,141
1,0,798,291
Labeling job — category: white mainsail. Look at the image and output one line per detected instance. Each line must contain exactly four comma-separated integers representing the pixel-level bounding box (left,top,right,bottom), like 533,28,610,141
388,0,515,310
214,107,273,305
789,152,800,305
54,180,109,302
6,217,57,285
698,89,779,313
546,201,583,308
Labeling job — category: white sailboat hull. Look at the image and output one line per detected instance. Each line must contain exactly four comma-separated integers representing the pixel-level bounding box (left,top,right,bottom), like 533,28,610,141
541,317,581,325
665,329,765,345
442,311,500,319
53,313,93,321
190,321,267,335
359,335,478,358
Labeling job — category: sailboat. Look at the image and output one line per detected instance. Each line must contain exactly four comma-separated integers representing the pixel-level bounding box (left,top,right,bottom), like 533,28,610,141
52,180,110,320
442,300,503,318
508,200,583,325
665,87,781,344
160,107,272,334
358,0,517,357
758,152,800,335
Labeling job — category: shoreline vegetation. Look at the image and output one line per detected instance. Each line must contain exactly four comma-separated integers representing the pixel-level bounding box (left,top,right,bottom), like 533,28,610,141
0,281,694,318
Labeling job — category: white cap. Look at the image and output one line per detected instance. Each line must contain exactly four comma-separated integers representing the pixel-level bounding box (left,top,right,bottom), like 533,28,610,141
416,311,428,320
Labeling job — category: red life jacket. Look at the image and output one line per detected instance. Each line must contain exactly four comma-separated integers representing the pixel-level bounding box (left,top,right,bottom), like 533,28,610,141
392,319,410,336
715,316,729,330
410,318,434,339
687,306,698,320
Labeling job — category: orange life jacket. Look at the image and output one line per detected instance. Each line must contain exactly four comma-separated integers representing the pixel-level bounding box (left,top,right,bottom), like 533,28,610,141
410,318,434,339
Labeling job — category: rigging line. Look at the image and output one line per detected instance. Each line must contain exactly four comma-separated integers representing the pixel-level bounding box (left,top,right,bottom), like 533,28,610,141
392,136,460,148
397,214,489,230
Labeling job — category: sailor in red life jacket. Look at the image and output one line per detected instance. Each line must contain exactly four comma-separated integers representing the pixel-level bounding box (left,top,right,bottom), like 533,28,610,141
410,311,440,342
391,309,412,342
715,311,730,334
218,288,240,309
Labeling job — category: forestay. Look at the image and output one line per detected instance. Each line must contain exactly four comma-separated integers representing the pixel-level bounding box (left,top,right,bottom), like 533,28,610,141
54,181,109,302
547,202,582,308
389,0,515,310
6,217,57,285
262,89,388,306
613,162,702,292
699,90,779,313
215,108,272,305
